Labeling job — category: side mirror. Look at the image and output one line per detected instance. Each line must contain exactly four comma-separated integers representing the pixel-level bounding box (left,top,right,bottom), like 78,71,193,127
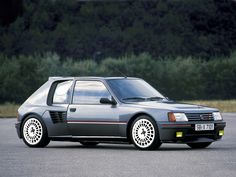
100,97,117,105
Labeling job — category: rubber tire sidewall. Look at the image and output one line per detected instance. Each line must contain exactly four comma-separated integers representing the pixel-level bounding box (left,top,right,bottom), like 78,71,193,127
130,115,162,150
21,115,50,148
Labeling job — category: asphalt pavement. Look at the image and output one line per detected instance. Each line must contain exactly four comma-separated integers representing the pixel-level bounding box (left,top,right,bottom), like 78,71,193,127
0,113,235,177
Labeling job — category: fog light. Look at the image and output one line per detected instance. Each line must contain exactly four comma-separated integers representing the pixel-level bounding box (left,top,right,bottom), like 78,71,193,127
176,132,183,138
219,130,224,136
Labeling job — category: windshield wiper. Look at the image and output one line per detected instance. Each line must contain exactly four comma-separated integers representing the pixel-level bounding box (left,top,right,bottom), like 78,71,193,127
122,96,164,102
122,97,146,101
146,96,164,101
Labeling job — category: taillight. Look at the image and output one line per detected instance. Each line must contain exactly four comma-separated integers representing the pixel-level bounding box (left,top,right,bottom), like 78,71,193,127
17,113,20,121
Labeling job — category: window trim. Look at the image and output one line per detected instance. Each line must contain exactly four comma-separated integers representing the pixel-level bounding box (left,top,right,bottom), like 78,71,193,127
71,80,113,105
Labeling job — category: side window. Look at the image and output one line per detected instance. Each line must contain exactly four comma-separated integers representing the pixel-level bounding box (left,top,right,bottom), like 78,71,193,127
73,81,111,104
53,81,73,104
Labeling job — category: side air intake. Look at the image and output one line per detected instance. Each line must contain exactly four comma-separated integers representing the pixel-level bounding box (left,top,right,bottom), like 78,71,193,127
49,111,66,124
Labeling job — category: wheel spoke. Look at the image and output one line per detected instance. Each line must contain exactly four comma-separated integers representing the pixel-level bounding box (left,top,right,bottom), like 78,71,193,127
132,119,155,148
23,118,43,145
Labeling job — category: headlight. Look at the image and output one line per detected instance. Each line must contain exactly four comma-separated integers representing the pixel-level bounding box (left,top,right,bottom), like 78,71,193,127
213,112,223,121
168,112,188,122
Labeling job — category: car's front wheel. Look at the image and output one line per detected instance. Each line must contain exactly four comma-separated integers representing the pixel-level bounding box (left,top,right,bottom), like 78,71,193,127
130,115,162,150
22,116,50,147
187,142,212,149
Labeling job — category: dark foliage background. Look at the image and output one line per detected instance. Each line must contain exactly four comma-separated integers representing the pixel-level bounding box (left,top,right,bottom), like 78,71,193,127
1,53,236,103
0,0,236,103
1,0,236,59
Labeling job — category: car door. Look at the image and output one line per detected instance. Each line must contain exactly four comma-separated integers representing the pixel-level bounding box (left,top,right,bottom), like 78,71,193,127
45,80,73,136
67,80,120,136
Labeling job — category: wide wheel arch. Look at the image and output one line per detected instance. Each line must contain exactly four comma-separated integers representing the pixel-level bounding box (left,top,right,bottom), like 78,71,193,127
21,114,50,147
19,113,45,138
126,113,159,142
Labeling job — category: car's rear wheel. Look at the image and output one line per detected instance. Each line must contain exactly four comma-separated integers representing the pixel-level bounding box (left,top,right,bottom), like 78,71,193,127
130,115,162,150
187,142,212,149
80,141,99,146
22,116,50,147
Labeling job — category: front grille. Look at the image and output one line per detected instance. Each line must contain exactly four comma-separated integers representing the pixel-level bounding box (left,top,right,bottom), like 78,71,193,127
186,113,214,121
49,111,66,124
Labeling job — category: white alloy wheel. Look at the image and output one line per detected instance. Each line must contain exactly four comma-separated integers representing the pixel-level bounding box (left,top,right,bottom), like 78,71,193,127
132,118,155,148
23,118,43,145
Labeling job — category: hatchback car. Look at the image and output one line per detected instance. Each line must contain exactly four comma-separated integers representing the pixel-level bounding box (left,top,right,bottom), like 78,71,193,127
15,77,226,150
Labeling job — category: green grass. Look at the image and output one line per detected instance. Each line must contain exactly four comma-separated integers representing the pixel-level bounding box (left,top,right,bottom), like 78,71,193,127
183,100,236,113
0,100,236,118
0,103,19,118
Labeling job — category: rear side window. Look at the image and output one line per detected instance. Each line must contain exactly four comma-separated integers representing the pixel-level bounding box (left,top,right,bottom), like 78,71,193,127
53,81,73,104
73,81,110,104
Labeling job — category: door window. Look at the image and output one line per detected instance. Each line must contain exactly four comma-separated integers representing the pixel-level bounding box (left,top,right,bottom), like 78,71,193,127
72,81,110,104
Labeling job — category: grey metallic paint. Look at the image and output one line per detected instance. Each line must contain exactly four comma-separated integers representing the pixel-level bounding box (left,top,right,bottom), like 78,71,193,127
16,77,226,144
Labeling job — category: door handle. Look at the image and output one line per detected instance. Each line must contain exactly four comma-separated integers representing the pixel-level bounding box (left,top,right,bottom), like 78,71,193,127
70,108,76,112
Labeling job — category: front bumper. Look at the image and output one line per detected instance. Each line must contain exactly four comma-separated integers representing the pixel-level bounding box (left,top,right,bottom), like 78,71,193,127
15,122,21,138
158,121,226,143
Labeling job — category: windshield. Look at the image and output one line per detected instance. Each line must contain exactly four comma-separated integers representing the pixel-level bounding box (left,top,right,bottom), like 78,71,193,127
107,79,165,102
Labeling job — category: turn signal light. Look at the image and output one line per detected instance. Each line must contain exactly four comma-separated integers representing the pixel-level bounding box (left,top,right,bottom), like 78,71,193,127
168,112,176,122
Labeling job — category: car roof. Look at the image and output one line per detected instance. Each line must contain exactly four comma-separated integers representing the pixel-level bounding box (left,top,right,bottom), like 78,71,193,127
48,76,141,81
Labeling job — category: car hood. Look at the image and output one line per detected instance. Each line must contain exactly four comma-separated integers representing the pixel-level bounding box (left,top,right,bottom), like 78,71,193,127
129,101,218,112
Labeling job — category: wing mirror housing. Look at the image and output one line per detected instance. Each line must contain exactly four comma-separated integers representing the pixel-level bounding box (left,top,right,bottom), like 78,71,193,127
100,97,117,105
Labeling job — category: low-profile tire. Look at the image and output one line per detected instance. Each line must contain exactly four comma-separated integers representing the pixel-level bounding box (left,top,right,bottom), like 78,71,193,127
130,115,162,150
187,142,212,149
21,115,50,148
80,141,99,146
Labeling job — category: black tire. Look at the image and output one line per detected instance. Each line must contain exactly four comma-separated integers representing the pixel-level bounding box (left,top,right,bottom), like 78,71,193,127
21,115,50,148
80,141,99,146
130,115,162,150
187,142,212,149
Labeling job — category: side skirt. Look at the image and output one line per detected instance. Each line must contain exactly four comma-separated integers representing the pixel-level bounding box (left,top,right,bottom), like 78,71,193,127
49,135,130,144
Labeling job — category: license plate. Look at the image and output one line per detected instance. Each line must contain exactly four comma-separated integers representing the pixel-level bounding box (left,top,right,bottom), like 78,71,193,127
195,123,214,131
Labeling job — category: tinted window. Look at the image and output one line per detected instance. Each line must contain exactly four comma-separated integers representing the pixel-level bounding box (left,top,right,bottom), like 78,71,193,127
53,81,73,104
73,81,110,104
107,79,164,101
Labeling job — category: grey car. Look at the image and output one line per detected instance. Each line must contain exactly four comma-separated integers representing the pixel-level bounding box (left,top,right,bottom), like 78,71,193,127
15,77,226,150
